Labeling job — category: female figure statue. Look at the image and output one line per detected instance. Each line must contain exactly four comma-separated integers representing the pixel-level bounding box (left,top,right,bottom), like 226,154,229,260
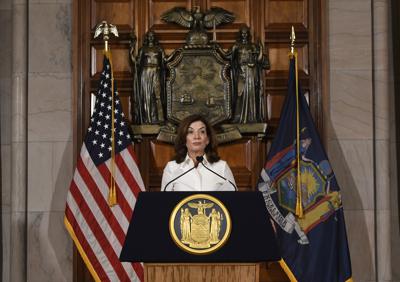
180,208,192,243
230,26,269,123
209,208,221,244
131,31,166,124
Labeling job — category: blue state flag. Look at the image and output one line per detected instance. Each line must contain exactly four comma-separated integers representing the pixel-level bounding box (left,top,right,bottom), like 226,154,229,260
258,55,353,282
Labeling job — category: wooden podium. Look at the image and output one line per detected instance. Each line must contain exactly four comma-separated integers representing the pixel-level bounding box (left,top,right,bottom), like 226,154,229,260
120,192,280,281
144,263,260,282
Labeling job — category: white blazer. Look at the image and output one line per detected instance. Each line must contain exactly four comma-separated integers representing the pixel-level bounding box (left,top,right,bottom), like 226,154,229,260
161,154,236,191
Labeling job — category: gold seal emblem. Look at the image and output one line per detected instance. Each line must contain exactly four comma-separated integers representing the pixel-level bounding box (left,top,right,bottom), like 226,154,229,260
169,194,231,255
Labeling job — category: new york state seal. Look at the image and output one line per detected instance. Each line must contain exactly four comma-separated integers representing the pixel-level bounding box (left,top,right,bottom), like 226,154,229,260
169,194,231,255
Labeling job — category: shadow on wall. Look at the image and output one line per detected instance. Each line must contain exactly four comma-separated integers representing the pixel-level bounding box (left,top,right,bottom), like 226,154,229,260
48,138,73,282
326,121,374,282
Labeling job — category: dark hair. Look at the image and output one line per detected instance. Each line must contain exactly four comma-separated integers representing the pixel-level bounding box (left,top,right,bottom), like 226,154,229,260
173,114,220,164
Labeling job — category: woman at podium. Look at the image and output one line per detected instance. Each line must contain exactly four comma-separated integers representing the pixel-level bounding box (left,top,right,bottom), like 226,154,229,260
161,114,237,191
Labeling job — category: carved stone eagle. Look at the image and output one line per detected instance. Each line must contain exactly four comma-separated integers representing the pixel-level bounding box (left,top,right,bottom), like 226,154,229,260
161,7,235,45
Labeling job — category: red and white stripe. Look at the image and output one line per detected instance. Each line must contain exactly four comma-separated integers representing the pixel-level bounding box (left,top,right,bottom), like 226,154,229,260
65,144,145,282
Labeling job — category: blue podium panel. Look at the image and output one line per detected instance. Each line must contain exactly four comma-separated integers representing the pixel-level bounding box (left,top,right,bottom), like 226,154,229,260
120,191,280,263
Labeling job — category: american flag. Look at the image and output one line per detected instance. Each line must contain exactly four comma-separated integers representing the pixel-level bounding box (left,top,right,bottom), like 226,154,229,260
64,55,145,281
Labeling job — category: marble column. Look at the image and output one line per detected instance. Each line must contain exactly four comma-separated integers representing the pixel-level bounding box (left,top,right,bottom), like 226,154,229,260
328,0,396,281
26,1,73,281
1,0,14,281
386,0,400,279
328,1,374,279
10,0,28,281
373,1,393,281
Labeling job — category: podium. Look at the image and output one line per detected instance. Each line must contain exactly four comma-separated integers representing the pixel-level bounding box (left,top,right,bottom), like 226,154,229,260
120,192,280,281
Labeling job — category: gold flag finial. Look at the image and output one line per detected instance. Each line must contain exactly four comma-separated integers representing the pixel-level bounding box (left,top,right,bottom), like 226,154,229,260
290,25,296,55
94,21,119,52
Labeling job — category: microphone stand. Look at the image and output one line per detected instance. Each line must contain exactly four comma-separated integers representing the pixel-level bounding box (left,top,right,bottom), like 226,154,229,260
196,156,238,191
162,166,196,191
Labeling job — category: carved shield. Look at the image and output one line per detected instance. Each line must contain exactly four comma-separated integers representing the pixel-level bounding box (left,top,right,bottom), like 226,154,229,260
165,47,232,125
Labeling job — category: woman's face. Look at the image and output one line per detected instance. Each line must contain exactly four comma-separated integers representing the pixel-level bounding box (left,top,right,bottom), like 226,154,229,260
186,120,209,157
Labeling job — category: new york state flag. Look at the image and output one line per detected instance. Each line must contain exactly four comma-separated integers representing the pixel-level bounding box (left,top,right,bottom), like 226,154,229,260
258,55,353,282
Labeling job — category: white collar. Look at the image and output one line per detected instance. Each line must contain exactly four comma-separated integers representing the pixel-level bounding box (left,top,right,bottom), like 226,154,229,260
180,154,209,169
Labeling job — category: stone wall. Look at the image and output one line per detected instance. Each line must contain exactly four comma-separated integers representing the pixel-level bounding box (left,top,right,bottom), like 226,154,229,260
1,0,73,281
327,0,399,281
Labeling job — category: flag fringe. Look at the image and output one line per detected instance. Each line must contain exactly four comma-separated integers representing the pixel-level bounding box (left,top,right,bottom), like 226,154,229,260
279,258,354,282
64,216,101,282
279,258,298,282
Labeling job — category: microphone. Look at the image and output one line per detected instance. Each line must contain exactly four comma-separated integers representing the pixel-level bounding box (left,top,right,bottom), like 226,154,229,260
162,166,196,191
196,156,238,191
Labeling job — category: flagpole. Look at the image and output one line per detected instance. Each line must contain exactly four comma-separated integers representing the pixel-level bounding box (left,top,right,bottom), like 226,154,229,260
94,21,119,206
289,26,303,218
109,52,117,206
